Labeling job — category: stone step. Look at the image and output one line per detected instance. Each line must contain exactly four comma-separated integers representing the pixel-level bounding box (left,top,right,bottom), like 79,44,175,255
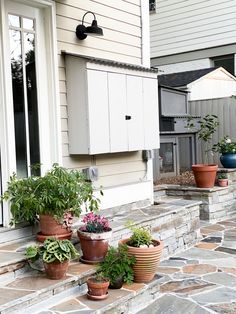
0,198,201,313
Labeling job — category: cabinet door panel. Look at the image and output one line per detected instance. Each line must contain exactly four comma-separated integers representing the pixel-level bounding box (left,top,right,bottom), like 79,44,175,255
143,78,159,149
108,73,128,152
87,70,110,154
127,76,144,151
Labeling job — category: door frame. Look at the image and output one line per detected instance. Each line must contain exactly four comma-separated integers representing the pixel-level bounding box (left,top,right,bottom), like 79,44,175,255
0,0,61,226
159,136,177,178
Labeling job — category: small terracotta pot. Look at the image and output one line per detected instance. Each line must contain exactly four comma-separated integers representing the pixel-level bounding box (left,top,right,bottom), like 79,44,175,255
43,260,69,280
77,229,112,264
37,214,72,242
87,277,110,300
119,239,163,283
218,179,228,187
192,164,218,188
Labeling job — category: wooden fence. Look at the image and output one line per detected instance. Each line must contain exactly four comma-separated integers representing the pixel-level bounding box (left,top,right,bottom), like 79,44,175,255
189,96,236,165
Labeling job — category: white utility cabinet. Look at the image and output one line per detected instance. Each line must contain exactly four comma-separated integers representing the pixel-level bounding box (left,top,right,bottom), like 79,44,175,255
65,56,159,154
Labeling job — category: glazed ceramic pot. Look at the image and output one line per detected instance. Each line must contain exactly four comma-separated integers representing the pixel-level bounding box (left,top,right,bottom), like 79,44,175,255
119,239,163,283
220,153,236,168
192,164,218,188
43,260,69,280
77,228,112,264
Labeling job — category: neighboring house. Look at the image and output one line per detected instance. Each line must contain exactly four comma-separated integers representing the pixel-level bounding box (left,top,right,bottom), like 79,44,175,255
0,0,159,229
150,0,236,75
158,67,236,101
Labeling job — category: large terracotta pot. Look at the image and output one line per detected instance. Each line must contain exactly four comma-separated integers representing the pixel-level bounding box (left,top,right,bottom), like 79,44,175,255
43,260,69,280
77,228,112,264
220,153,236,168
86,277,110,300
192,164,218,188
119,239,163,283
37,214,72,242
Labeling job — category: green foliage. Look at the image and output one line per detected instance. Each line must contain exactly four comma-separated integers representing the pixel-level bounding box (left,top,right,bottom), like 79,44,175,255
186,114,219,143
97,245,135,285
212,135,236,154
126,221,153,247
186,114,219,163
218,173,227,180
25,238,79,264
1,164,100,225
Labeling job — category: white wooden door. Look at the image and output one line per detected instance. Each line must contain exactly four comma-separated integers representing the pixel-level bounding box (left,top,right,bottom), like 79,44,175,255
126,75,144,151
87,70,110,154
108,73,128,152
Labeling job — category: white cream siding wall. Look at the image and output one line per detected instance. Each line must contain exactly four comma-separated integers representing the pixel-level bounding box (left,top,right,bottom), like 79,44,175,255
55,1,149,196
150,0,236,58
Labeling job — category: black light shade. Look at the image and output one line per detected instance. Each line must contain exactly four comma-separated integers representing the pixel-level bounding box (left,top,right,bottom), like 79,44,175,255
76,11,103,40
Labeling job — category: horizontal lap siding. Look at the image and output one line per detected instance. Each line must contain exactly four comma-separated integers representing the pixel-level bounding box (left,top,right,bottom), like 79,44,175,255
150,0,236,58
56,0,146,189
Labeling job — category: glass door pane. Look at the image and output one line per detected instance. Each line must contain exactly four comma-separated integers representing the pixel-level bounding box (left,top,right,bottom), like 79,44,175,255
159,137,177,177
9,14,40,177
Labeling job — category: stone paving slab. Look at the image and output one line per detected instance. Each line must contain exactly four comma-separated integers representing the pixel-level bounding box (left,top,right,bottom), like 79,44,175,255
2,216,236,313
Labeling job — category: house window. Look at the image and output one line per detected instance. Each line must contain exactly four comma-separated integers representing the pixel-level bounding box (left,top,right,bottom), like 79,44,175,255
211,55,235,76
149,0,156,12
9,14,40,177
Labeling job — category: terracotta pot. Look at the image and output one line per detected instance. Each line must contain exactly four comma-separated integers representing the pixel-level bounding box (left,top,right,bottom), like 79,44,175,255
218,179,228,187
87,277,110,300
43,260,69,280
192,164,218,188
37,214,72,242
119,239,163,283
77,229,112,264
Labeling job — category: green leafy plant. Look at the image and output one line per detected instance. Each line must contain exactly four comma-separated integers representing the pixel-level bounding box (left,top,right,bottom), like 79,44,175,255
186,114,219,163
212,136,236,154
97,245,135,285
1,164,100,225
25,238,79,264
126,222,153,247
218,173,227,180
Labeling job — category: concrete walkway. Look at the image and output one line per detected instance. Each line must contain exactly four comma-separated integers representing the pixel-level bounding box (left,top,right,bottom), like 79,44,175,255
139,218,236,314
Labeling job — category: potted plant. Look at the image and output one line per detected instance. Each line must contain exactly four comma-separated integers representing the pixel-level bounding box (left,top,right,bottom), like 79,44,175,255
97,244,135,289
212,135,236,168
25,238,79,279
1,164,100,241
86,273,110,300
217,173,228,187
187,114,219,188
119,223,163,283
77,212,112,264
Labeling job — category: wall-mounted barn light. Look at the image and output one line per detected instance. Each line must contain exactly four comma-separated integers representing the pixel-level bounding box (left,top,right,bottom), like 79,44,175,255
75,11,103,40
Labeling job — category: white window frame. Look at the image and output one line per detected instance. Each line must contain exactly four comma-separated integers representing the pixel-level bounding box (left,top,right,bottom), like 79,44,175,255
0,0,61,226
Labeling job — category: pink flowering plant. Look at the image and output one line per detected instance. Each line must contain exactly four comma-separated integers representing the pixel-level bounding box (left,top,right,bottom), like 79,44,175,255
81,212,111,233
212,135,236,154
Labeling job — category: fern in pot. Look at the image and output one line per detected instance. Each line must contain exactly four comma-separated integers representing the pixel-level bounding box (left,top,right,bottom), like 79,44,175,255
97,244,135,289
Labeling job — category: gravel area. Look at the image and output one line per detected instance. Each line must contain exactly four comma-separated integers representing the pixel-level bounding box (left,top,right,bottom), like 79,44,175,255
155,171,195,186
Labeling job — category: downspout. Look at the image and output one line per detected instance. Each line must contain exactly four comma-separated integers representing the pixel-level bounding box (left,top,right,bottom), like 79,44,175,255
141,0,154,204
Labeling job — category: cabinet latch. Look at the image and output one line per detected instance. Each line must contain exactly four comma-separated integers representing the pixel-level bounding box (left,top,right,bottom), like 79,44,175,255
125,115,131,120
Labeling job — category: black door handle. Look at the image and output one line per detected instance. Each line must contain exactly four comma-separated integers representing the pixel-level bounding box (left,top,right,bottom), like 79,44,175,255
125,115,131,120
